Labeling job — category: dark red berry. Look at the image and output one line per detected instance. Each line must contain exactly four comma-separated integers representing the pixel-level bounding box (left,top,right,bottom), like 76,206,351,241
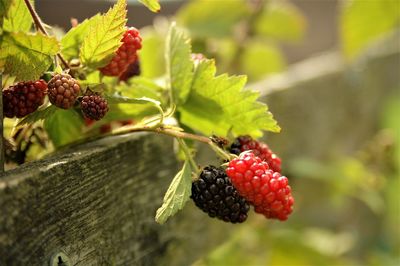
119,59,141,81
226,152,294,221
230,135,282,173
2,80,47,118
100,27,142,77
191,165,250,223
47,73,80,109
80,93,109,121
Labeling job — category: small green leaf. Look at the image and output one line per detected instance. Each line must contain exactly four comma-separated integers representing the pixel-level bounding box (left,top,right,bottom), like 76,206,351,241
80,0,127,69
17,105,57,127
3,0,33,32
155,161,192,224
0,32,60,81
166,23,194,105
179,59,280,137
61,14,101,60
44,108,84,148
138,0,160,13
254,1,306,42
341,0,400,58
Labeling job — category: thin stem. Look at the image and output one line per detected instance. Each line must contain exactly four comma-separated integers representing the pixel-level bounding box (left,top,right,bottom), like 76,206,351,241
177,138,200,173
24,0,71,70
0,76,4,174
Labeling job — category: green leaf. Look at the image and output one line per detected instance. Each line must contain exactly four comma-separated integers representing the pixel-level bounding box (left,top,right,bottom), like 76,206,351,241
138,0,160,13
80,0,127,69
166,23,193,105
139,30,165,78
155,160,192,224
0,0,12,26
3,0,33,32
44,108,84,148
17,105,57,127
177,0,250,38
61,14,101,60
254,1,306,42
240,40,285,81
341,0,400,58
0,32,59,81
106,94,160,106
179,59,280,137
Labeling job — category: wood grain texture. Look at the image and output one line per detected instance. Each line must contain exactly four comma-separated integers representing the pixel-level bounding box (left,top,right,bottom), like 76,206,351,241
0,133,227,265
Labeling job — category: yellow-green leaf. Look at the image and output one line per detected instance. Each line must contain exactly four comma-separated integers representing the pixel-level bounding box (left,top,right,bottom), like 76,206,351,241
3,0,33,32
179,59,280,137
0,32,59,81
61,14,101,60
80,0,127,69
138,0,160,13
166,23,193,105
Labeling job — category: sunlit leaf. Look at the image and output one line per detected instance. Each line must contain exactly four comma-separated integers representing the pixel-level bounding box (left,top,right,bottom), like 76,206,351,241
166,23,193,105
0,32,59,81
61,14,101,60
3,0,33,32
138,0,160,13
80,0,127,69
179,59,280,137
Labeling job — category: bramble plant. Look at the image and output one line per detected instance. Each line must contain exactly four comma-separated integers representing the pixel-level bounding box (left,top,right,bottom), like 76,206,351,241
1,0,294,224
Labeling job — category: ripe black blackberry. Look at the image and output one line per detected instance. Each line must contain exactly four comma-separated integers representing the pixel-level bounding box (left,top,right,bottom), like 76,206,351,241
80,93,109,120
47,73,80,109
191,166,250,223
3,80,47,118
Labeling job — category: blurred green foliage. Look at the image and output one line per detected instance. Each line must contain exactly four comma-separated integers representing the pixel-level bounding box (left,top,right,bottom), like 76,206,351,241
175,0,306,82
341,0,400,59
193,94,400,266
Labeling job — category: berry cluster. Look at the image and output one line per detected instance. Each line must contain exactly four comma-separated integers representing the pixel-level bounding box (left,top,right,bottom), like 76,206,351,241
226,152,294,221
191,166,250,223
230,135,281,173
3,80,47,118
100,27,142,77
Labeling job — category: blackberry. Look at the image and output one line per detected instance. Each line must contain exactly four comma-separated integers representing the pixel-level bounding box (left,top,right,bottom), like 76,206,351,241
230,135,282,173
80,93,109,121
3,80,47,118
226,152,294,221
100,27,142,77
191,166,250,223
47,73,80,109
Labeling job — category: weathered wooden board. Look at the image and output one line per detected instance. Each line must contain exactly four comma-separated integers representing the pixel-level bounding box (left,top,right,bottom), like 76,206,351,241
0,133,227,265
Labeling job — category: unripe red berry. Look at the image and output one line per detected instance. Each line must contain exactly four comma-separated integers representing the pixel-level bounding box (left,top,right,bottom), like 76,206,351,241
47,74,80,109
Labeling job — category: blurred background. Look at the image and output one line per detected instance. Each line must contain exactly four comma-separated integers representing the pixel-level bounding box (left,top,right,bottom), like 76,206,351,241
36,0,399,265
